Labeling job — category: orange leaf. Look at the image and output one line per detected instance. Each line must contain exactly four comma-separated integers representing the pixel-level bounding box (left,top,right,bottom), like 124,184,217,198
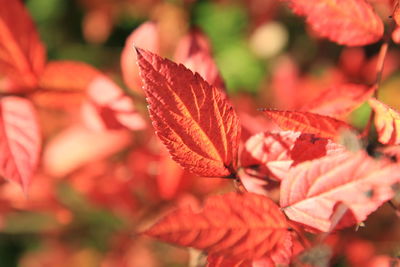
31,90,84,110
0,0,46,89
368,98,400,145
280,151,400,232
121,22,159,93
283,0,384,46
136,48,240,177
33,61,102,109
301,84,374,116
81,75,146,131
262,109,353,140
145,192,291,262
39,61,101,92
174,29,225,90
0,97,41,193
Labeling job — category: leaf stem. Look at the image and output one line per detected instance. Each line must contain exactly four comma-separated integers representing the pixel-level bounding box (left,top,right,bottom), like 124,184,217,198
361,41,389,138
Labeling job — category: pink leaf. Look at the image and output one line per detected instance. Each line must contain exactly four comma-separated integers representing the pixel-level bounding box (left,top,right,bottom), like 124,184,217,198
0,97,41,192
280,151,400,232
43,125,132,177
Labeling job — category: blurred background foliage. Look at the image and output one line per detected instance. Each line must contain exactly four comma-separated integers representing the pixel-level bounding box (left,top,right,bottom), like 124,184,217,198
2,0,400,266
26,0,286,93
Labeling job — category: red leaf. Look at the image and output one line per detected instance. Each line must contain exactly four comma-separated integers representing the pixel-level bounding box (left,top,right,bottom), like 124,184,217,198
121,22,159,93
241,131,345,182
280,151,400,232
0,97,41,192
368,98,400,145
0,0,46,89
301,84,374,116
283,0,384,46
136,48,240,177
174,29,225,90
81,75,146,131
262,109,353,140
145,192,291,262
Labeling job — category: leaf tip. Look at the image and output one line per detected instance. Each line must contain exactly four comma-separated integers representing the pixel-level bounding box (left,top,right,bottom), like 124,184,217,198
134,46,142,57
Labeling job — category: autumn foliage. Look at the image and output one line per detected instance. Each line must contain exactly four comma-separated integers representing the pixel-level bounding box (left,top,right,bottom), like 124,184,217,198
2,0,400,266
